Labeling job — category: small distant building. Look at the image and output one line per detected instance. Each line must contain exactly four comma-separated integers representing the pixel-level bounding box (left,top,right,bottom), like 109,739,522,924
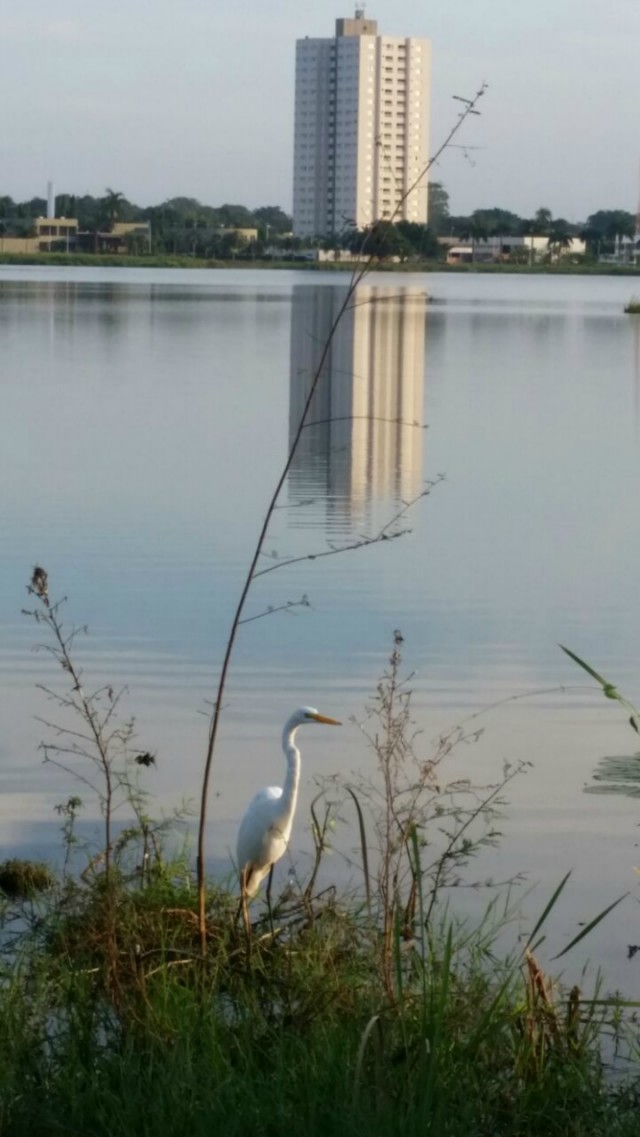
599,234,640,266
0,235,37,254
0,216,79,254
0,180,152,256
72,221,151,254
96,221,150,253
444,235,586,265
35,216,79,249
315,247,396,263
215,227,258,243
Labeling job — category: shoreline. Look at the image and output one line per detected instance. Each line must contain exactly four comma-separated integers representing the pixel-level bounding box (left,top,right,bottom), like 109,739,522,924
1,251,640,276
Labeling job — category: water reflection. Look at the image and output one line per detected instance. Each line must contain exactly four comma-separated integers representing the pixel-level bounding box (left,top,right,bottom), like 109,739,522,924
633,316,640,437
4,268,640,990
288,285,427,528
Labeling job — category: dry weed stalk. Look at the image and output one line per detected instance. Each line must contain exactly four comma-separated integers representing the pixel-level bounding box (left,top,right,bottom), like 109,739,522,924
24,566,120,878
195,84,488,953
516,950,600,1078
23,567,184,888
346,631,526,998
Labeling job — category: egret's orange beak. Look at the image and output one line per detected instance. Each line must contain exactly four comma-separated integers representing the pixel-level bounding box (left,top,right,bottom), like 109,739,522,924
311,713,342,725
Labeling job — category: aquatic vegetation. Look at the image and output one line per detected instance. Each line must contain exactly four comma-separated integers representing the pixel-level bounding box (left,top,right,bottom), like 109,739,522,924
561,645,640,797
0,845,637,1135
1,615,637,1135
0,859,54,899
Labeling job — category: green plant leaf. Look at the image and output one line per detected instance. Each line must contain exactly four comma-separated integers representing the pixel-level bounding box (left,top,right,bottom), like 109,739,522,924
552,893,628,959
523,871,571,954
561,645,640,738
559,645,610,688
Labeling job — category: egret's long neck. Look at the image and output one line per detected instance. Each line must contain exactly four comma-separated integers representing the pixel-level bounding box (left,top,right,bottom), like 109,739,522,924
280,720,301,821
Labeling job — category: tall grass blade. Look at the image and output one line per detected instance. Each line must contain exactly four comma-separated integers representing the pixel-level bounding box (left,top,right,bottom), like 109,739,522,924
352,1013,381,1111
560,644,640,731
421,924,453,1129
408,824,427,1011
524,871,572,954
552,893,628,959
346,786,372,919
560,645,611,688
464,972,514,1053
393,904,405,1003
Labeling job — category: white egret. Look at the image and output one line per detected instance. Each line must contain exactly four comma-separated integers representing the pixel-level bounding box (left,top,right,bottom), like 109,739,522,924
236,707,341,899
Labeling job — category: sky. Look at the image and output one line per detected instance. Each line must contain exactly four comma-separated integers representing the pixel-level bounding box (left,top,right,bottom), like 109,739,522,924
1,0,639,221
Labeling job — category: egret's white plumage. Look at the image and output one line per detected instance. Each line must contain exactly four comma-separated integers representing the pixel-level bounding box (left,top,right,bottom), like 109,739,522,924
236,706,341,896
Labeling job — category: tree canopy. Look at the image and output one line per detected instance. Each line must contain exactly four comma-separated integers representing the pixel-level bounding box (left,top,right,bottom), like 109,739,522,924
427,181,449,234
1,183,636,261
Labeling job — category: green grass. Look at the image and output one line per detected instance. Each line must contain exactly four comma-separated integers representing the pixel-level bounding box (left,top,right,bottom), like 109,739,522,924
0,251,227,269
0,869,639,1137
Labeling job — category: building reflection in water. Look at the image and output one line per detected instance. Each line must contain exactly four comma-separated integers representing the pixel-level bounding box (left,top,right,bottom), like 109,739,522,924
633,315,640,439
288,285,428,528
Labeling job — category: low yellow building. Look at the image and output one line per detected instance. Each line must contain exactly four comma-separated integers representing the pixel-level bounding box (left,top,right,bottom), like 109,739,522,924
0,217,151,255
35,217,78,245
215,227,258,243
0,217,79,254
0,236,38,254
96,221,151,252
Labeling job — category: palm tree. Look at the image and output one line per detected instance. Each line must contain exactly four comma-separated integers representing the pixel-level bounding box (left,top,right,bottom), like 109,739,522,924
533,207,553,235
579,224,600,259
517,218,537,266
459,219,489,262
100,188,126,231
547,221,573,261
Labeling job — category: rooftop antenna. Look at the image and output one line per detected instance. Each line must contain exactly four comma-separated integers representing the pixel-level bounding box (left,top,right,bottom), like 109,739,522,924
636,156,640,239
355,5,366,18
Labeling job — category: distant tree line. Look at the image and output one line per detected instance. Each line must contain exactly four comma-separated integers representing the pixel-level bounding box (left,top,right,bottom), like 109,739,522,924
336,192,637,262
0,183,635,261
0,190,294,258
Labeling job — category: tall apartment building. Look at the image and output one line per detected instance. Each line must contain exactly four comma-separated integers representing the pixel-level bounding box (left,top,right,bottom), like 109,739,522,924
293,9,430,238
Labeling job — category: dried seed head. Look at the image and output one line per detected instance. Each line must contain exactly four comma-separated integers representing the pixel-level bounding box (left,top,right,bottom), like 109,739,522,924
30,566,48,598
134,752,156,768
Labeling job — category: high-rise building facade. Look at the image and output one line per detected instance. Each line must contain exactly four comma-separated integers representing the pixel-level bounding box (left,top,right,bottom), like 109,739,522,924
293,10,430,238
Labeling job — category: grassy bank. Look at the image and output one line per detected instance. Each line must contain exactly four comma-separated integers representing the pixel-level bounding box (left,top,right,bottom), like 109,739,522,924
1,862,639,1137
0,251,227,269
1,251,640,275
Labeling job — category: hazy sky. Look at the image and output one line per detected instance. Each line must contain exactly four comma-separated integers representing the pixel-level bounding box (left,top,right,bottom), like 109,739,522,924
1,0,638,220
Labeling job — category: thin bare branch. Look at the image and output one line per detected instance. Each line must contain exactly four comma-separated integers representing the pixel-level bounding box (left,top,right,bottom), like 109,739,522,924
195,87,487,952
300,414,426,432
238,595,311,626
253,528,411,580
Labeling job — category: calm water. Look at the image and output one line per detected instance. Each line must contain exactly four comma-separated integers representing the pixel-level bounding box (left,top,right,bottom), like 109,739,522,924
2,266,640,985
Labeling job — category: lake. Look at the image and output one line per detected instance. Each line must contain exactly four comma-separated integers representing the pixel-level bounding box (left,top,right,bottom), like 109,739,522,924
2,265,640,987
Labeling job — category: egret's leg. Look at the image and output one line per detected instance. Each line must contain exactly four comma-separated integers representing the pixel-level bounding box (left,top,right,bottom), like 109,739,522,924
240,866,252,950
266,864,275,936
234,866,246,925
